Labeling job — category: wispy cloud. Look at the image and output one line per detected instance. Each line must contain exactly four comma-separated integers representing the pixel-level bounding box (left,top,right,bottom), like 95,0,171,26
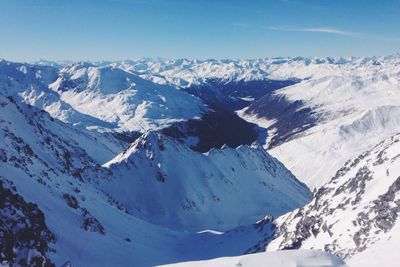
269,26,359,37
269,26,400,42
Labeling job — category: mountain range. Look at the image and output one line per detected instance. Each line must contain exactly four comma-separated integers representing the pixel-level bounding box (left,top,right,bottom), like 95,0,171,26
1,55,399,266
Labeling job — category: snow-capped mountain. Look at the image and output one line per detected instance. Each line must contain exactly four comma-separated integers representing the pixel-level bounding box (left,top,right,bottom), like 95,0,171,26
0,60,130,163
238,55,400,188
110,57,370,88
0,59,209,140
101,132,311,230
0,92,309,266
112,58,272,87
1,59,265,155
93,55,400,190
2,55,400,266
49,63,208,132
37,55,399,185
267,132,400,266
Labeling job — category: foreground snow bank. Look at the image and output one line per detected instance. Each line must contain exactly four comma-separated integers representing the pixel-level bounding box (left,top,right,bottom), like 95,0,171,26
159,250,347,267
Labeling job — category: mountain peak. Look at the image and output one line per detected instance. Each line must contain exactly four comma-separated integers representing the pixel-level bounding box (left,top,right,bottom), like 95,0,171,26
103,131,183,167
100,130,311,230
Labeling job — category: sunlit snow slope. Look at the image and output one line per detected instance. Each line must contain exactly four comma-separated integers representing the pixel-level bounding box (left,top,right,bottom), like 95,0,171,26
160,249,347,267
68,56,400,189
49,62,208,132
268,133,400,266
0,59,208,135
239,55,400,188
101,132,311,230
0,92,309,266
2,55,399,266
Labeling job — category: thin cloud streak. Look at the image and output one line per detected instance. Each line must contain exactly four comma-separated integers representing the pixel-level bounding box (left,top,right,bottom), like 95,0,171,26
269,26,359,36
269,26,400,42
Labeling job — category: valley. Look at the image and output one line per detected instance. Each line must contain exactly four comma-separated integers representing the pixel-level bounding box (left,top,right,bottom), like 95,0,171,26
1,55,399,266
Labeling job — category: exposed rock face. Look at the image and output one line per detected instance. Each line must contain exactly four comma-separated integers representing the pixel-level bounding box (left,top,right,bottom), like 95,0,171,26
268,133,400,260
244,216,276,254
0,179,55,267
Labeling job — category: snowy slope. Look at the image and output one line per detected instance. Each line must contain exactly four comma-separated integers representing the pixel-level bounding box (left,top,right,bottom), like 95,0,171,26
160,249,347,267
2,55,399,266
70,55,400,189
239,55,400,188
268,133,400,265
26,56,400,185
0,60,126,163
0,59,108,129
347,220,400,267
101,132,311,230
0,95,311,266
0,59,209,147
49,63,208,132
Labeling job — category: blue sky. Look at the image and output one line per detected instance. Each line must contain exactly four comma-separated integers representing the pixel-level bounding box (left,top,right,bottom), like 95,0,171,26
0,0,399,60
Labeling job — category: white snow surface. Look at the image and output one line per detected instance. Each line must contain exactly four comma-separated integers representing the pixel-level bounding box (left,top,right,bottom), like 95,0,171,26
2,55,400,266
0,60,208,134
159,249,347,267
268,133,400,266
348,220,400,267
237,55,400,188
0,95,309,266
49,63,208,132
32,56,400,189
102,131,311,230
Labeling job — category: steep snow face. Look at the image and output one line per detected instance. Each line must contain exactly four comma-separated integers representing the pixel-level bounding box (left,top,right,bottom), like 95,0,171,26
102,132,311,231
0,95,117,265
67,56,400,189
0,59,209,136
239,55,400,188
0,60,73,120
0,60,127,163
49,63,208,132
0,96,307,267
268,133,400,265
160,249,347,267
3,55,399,266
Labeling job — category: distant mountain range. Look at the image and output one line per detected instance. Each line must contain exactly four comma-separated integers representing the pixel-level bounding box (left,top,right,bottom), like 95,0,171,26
1,55,399,266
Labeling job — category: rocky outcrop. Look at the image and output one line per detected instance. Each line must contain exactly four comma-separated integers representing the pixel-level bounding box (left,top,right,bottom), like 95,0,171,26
268,133,400,260
0,178,55,267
